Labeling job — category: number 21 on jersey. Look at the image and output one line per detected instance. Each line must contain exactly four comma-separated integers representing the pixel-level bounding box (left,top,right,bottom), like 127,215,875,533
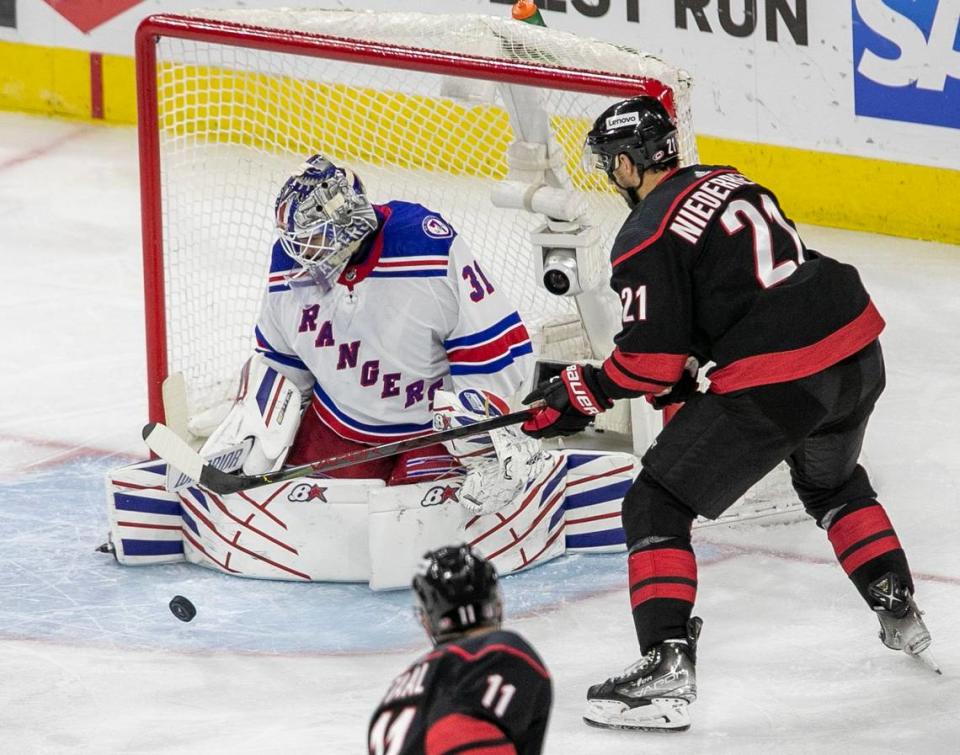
721,193,806,288
620,285,647,323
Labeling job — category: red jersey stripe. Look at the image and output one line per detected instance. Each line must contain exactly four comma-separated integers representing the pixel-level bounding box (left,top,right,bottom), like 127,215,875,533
375,257,448,268
708,301,885,393
425,713,514,755
602,361,667,394
611,350,688,381
447,324,532,364
603,349,687,393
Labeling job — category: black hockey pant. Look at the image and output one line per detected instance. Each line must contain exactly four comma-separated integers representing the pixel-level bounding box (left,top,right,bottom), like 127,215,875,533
621,341,912,652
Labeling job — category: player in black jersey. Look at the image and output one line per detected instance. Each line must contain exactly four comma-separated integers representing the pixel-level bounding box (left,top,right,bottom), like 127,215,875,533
520,95,936,731
368,545,552,754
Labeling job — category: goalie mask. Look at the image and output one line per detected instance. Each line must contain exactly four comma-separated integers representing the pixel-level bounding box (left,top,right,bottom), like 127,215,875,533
583,96,679,208
413,544,503,645
275,155,379,286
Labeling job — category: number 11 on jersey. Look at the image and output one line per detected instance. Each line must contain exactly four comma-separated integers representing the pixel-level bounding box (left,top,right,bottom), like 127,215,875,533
481,674,516,717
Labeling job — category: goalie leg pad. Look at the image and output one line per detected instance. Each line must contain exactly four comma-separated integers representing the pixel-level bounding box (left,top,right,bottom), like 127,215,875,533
106,460,185,565
179,477,384,581
368,480,472,590
367,454,568,590
563,450,637,552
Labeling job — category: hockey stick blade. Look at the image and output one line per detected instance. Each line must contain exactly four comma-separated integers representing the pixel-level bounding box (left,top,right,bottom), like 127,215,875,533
142,422,267,493
142,422,204,483
142,404,539,496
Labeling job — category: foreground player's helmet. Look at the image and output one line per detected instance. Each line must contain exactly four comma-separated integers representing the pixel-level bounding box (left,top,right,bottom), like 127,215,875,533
413,544,503,645
584,95,679,177
274,154,378,286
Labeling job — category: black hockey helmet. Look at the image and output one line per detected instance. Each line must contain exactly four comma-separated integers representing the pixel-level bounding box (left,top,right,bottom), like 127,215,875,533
412,544,502,645
584,95,680,176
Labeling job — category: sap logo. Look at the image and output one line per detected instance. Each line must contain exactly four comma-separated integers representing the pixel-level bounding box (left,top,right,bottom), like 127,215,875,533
853,0,960,129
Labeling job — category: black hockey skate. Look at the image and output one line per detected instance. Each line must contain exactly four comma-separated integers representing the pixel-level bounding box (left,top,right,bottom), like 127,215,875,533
583,617,702,732
869,573,940,673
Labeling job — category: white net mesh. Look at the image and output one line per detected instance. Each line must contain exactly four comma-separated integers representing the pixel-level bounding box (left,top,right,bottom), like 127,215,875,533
146,9,697,421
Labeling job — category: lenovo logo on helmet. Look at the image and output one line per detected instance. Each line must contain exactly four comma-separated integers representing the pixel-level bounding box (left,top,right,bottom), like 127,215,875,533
605,112,641,130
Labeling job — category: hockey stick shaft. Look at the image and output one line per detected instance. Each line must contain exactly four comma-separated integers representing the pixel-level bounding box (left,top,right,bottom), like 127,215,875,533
143,404,538,495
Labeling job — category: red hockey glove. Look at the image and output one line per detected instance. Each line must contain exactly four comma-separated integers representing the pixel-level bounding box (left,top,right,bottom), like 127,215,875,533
521,364,613,439
647,357,700,410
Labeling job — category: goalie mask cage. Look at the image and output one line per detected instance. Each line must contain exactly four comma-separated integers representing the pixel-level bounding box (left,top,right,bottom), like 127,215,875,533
136,9,697,427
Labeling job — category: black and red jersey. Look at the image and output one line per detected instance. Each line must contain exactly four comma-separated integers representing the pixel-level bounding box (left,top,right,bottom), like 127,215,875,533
596,165,884,399
368,629,552,755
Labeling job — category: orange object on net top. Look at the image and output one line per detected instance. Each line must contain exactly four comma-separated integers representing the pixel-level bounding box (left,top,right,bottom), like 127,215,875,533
512,1,540,21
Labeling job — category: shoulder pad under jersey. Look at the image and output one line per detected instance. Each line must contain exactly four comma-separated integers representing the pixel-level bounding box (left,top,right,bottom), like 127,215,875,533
379,201,458,259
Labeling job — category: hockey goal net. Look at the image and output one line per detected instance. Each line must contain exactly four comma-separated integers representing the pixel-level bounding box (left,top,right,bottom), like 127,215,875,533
136,8,799,524
137,8,695,426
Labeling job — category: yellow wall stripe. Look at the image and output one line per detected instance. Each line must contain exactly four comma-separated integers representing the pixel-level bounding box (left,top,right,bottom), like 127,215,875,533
101,51,137,124
1,40,957,245
0,41,92,119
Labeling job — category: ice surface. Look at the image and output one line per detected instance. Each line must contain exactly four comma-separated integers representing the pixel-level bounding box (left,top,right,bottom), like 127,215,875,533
1,113,958,753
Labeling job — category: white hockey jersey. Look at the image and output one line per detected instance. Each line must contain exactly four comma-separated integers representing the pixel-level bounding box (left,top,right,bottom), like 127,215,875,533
254,201,533,444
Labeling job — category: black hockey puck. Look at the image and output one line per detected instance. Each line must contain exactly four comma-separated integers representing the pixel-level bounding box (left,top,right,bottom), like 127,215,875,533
169,595,197,622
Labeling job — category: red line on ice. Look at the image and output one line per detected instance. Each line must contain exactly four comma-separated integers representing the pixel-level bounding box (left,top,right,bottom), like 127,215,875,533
0,127,93,172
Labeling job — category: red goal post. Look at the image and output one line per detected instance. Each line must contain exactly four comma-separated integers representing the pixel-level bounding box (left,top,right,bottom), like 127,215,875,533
135,9,697,434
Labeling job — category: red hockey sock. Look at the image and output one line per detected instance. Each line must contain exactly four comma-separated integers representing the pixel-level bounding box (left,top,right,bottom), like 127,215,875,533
827,501,912,600
628,543,697,651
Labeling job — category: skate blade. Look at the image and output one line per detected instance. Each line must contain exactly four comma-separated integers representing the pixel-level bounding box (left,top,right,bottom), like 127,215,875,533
910,647,942,675
583,697,690,732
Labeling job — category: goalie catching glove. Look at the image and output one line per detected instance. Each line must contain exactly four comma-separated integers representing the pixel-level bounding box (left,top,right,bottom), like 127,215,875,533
433,389,546,515
521,363,613,439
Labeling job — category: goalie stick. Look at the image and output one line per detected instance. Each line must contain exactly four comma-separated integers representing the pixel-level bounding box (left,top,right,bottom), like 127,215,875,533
142,405,540,495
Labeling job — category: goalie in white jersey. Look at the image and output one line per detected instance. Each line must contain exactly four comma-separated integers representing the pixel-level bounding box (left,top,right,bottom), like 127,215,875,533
105,154,639,585
211,154,534,487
